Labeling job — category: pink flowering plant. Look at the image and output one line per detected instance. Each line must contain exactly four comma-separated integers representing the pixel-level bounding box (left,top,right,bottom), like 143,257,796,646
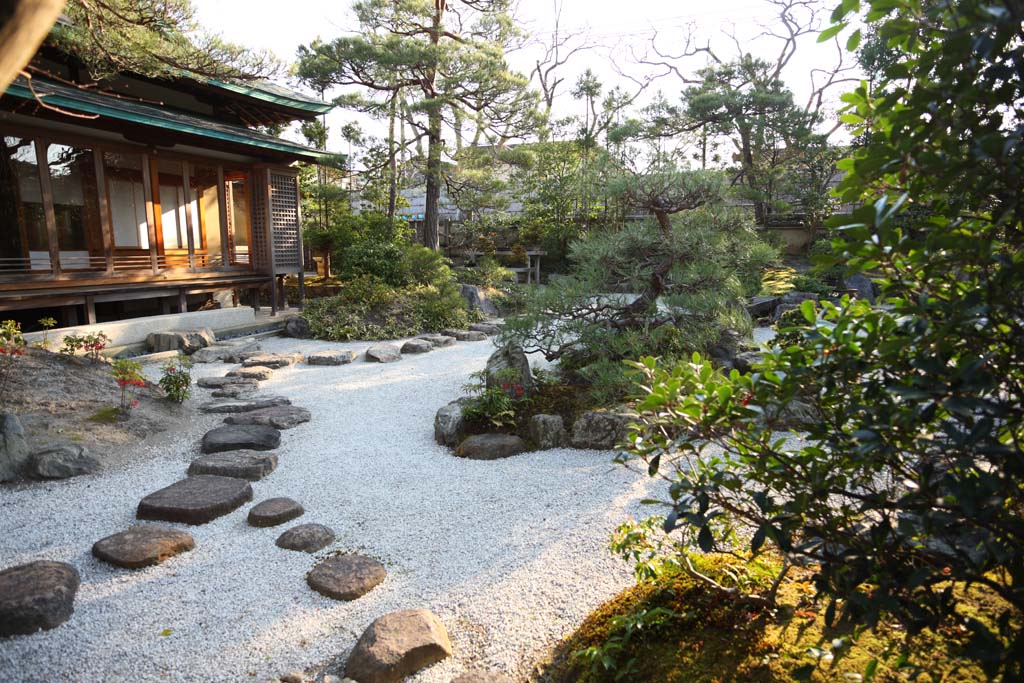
158,355,193,404
61,331,110,360
111,358,146,415
0,320,26,406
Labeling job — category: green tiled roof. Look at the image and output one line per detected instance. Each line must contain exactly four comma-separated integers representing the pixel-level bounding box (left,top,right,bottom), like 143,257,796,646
205,79,332,114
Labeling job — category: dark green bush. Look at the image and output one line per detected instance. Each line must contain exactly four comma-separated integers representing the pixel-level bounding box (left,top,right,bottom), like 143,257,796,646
457,256,515,288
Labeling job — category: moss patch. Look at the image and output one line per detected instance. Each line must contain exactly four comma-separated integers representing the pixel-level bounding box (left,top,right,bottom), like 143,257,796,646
88,406,124,424
541,555,1005,683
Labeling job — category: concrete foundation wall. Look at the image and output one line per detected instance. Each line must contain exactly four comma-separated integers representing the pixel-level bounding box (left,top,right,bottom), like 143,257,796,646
24,308,256,348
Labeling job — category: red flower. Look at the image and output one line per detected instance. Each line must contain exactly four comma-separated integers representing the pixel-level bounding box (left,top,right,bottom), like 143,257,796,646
131,400,139,407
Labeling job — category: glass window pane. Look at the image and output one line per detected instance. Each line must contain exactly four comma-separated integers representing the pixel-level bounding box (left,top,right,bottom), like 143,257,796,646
0,136,47,271
46,143,101,270
103,152,149,249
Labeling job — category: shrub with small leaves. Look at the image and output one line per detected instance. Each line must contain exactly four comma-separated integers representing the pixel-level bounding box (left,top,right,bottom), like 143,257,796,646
0,320,26,405
111,358,145,415
158,355,193,404
37,317,57,349
61,331,109,360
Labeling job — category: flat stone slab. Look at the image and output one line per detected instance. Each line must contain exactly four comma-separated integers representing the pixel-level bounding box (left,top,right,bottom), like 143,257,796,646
276,523,335,553
191,342,260,364
242,352,303,369
400,339,432,354
226,366,275,381
307,350,357,366
224,405,311,429
445,330,487,342
198,375,259,389
248,497,304,527
92,525,195,569
455,434,527,460
0,561,80,636
199,396,291,414
187,452,278,481
307,554,386,601
201,424,281,453
137,475,253,525
468,323,501,335
345,609,453,683
417,334,456,348
366,344,401,363
211,383,258,399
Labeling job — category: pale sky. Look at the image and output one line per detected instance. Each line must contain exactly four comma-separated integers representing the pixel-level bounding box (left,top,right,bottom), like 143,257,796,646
192,0,860,154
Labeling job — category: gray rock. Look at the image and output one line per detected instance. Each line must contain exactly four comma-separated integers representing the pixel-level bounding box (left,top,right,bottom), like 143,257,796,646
242,353,304,369
137,475,253,525
345,609,453,683
844,273,876,304
400,339,433,354
444,330,487,342
485,345,533,396
197,375,260,389
459,284,500,317
211,383,259,399
434,401,466,447
146,329,215,355
747,295,780,319
280,673,306,683
468,322,501,335
26,445,100,480
307,554,387,601
732,351,764,374
224,405,311,430
780,291,819,305
226,366,275,381
187,452,278,481
451,671,514,683
570,409,637,450
771,303,800,323
455,434,527,460
199,396,292,414
366,344,401,363
248,497,304,527
417,334,456,348
762,399,822,431
276,523,335,553
91,525,195,569
284,317,312,339
0,561,79,636
191,342,260,364
0,413,30,482
528,414,567,449
223,348,267,364
201,424,281,453
307,350,357,366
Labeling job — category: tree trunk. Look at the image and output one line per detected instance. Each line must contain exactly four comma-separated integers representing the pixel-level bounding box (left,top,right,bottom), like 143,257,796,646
387,93,398,221
0,0,65,93
424,106,443,250
321,248,332,279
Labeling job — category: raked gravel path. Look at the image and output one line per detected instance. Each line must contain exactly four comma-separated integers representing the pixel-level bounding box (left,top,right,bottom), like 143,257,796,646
0,334,666,683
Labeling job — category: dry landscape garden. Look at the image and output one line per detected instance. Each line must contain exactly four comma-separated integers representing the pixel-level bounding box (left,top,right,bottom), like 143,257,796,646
0,0,1022,682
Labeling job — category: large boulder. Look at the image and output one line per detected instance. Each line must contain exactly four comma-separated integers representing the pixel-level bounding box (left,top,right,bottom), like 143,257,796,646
771,303,799,323
201,424,281,453
366,344,401,363
306,554,387,601
26,445,100,480
747,295,780,319
91,525,195,569
0,561,80,636
732,351,765,375
284,316,312,339
484,345,533,397
345,609,453,683
224,405,311,430
0,413,30,482
307,350,357,366
570,409,637,450
468,322,500,336
528,414,568,449
458,284,499,317
146,329,215,355
455,434,527,460
434,401,466,447
780,291,819,306
137,475,253,525
844,273,877,304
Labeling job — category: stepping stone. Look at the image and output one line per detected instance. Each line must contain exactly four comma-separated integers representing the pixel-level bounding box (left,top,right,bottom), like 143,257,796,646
197,375,259,389
137,475,253,524
224,348,267,364
248,497,304,527
191,342,260,364
400,339,432,354
211,383,258,399
91,525,195,569
345,609,452,683
242,352,303,369
188,452,278,481
307,554,386,601
469,322,501,335
366,344,401,363
276,523,335,553
226,366,274,381
224,405,311,429
444,329,488,342
452,672,514,683
201,424,280,453
307,350,357,366
455,434,527,460
199,396,291,414
417,333,456,348
0,561,80,636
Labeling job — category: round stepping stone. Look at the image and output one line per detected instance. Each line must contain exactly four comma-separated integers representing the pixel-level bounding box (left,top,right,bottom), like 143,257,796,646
307,350,357,366
275,523,335,553
188,452,278,481
418,333,456,348
226,366,274,380
92,525,195,569
197,375,259,389
366,343,401,363
0,560,79,636
242,352,303,368
199,396,291,414
224,405,311,429
400,339,432,354
201,424,281,453
137,475,253,525
307,554,386,601
345,609,452,682
248,497,304,527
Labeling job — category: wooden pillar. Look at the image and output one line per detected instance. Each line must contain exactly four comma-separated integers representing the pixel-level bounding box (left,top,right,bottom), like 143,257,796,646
35,142,61,276
177,289,187,314
251,287,261,313
93,153,114,274
85,296,97,325
181,161,197,270
160,297,171,315
535,254,541,284
298,271,305,310
278,275,287,310
269,277,278,316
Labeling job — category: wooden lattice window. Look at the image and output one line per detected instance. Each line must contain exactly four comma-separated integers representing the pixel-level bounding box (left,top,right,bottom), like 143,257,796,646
249,168,270,271
269,171,301,273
